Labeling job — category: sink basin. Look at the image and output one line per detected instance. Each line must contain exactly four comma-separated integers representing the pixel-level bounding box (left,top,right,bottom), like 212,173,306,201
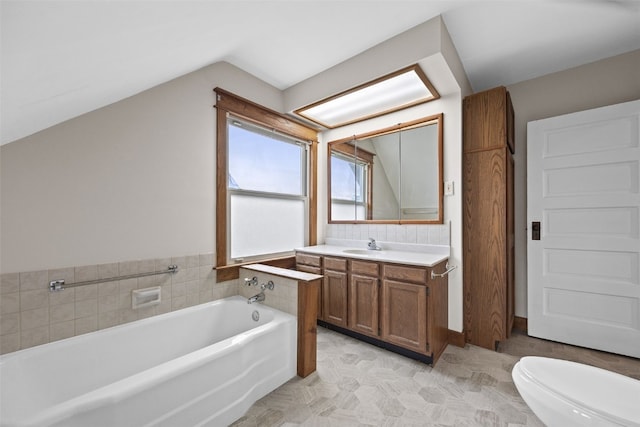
342,249,381,255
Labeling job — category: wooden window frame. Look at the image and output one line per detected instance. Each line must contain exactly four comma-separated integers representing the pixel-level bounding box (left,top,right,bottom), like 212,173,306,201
214,88,318,282
328,143,375,220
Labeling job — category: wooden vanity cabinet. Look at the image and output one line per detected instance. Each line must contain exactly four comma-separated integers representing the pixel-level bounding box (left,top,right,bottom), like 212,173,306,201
296,252,449,364
322,257,348,327
348,260,379,337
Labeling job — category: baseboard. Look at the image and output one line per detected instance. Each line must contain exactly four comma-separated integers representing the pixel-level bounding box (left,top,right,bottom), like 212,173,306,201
448,329,466,347
513,316,528,333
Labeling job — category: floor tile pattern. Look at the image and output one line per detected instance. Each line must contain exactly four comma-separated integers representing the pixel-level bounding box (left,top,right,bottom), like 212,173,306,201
233,327,639,426
233,328,537,426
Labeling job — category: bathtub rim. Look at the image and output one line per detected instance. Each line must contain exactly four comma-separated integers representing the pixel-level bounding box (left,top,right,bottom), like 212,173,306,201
0,296,297,427
0,295,283,361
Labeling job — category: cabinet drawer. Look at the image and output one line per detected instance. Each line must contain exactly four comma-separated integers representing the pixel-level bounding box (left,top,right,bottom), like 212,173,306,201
296,253,322,267
382,264,427,284
350,260,379,276
324,257,347,272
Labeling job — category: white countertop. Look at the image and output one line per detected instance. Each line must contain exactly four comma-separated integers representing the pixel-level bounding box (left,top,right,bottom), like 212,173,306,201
296,238,449,268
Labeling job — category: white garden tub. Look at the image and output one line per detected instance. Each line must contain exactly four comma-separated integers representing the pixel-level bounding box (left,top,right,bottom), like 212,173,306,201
0,296,297,427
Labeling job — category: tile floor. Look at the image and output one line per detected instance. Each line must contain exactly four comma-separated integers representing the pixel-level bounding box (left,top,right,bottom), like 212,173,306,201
232,327,640,426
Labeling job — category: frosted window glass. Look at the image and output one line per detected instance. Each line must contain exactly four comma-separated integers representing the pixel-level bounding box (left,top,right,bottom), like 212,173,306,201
230,194,305,259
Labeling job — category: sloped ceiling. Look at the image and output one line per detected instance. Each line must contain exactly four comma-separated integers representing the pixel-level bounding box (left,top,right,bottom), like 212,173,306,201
1,0,639,145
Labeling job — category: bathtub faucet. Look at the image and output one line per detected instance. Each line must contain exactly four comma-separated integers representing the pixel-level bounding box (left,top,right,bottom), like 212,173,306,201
247,291,265,304
244,276,258,286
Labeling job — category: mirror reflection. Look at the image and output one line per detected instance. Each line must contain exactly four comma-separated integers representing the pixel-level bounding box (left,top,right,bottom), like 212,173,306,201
328,114,443,223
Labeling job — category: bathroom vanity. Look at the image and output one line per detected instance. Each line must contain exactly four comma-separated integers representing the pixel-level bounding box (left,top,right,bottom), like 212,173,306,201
296,241,450,365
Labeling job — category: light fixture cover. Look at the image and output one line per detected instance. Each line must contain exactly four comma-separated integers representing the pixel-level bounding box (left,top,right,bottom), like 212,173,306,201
295,65,439,129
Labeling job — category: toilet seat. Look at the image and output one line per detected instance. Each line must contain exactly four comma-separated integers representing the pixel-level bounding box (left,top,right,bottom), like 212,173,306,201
515,357,640,427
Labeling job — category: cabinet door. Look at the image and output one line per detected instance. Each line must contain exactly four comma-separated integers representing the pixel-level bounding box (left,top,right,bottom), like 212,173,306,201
381,279,427,354
463,147,508,350
463,86,508,152
349,274,379,337
323,270,348,327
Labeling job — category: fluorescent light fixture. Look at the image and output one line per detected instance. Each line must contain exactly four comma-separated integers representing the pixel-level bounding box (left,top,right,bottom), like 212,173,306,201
295,65,439,129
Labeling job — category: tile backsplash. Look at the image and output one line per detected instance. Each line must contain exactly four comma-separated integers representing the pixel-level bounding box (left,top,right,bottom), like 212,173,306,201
325,223,450,246
0,253,238,355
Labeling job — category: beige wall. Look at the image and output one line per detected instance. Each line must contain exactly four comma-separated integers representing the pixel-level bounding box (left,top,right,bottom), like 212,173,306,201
1,62,282,273
1,17,471,334
5,22,634,334
508,49,640,318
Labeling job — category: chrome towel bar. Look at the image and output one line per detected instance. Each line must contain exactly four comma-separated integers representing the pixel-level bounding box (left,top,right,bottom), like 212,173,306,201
49,265,178,292
431,263,457,279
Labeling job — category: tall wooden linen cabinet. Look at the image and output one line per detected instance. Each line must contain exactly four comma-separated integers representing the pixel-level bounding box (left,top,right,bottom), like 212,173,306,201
463,86,515,351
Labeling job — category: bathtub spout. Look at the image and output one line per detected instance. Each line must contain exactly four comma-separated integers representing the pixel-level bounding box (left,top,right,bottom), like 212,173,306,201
247,292,265,304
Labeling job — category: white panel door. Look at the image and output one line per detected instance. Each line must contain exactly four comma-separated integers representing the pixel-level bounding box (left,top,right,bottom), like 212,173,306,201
528,99,640,358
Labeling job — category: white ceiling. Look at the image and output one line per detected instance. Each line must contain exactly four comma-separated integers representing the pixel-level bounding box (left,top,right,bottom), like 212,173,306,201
2,0,639,145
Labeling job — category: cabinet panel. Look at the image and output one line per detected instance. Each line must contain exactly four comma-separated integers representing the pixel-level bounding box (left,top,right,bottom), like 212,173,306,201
382,264,427,283
351,260,379,276
463,86,508,153
463,148,507,349
325,257,347,271
349,274,379,337
381,279,427,354
428,261,449,363
296,253,322,267
323,270,348,327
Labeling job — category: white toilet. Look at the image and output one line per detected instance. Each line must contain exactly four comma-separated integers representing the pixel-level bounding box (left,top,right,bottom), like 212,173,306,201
512,356,640,427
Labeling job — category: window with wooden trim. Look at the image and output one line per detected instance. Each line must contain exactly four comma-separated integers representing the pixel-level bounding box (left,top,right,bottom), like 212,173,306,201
215,88,318,280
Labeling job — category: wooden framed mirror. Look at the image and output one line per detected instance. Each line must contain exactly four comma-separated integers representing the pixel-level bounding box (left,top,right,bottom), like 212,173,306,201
328,113,443,224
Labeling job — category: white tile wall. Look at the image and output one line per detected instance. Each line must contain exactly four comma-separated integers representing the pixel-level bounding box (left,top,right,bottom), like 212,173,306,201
325,223,450,245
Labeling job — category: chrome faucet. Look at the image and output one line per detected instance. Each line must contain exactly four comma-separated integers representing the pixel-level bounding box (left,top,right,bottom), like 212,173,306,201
244,276,258,286
246,280,275,304
367,238,382,251
247,291,265,304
